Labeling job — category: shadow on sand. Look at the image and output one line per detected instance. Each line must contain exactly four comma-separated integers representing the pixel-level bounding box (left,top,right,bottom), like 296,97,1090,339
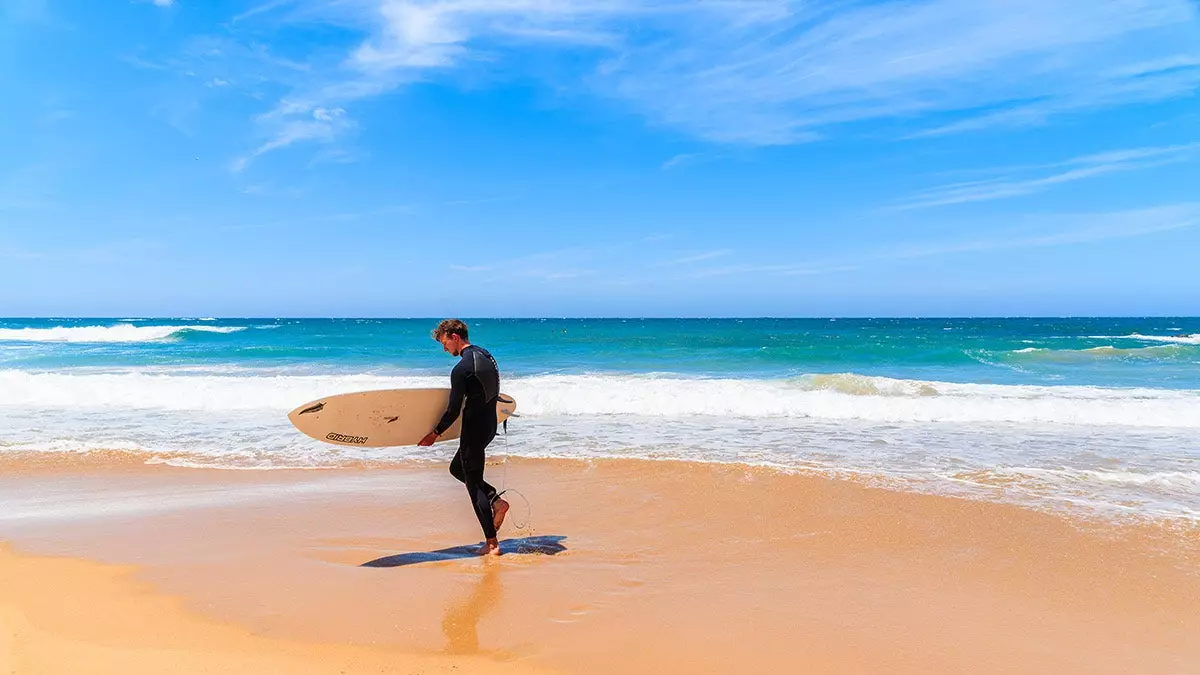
360,535,568,567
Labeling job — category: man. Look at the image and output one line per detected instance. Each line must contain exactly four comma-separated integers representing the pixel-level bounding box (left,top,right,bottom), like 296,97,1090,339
418,319,510,556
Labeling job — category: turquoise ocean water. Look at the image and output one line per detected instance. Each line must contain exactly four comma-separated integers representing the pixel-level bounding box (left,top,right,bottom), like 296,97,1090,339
1,317,1198,520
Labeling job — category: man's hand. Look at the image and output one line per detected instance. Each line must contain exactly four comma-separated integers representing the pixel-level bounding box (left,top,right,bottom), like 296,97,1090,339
417,431,439,447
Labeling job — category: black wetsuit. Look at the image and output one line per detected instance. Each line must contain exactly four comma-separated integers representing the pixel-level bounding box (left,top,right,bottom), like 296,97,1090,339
434,344,501,539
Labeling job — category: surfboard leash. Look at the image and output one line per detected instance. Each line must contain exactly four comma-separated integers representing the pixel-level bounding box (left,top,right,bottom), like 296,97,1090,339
495,417,531,530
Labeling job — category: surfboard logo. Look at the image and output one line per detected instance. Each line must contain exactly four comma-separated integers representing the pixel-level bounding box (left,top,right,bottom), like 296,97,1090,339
326,432,368,444
298,402,325,415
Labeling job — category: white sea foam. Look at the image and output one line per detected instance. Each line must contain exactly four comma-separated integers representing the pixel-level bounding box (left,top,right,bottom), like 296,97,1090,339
1058,468,1200,489
0,324,246,343
1088,333,1200,345
945,466,1200,520
1006,344,1189,360
1,375,1197,519
0,369,1197,428
1124,332,1200,344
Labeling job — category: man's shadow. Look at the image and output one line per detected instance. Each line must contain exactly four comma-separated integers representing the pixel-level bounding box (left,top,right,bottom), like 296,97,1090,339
360,535,568,567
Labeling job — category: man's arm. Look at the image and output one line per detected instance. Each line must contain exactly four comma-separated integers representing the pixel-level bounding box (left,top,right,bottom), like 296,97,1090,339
433,359,468,436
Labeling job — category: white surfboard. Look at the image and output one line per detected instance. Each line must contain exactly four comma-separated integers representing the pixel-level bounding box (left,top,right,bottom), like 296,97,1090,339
287,388,517,448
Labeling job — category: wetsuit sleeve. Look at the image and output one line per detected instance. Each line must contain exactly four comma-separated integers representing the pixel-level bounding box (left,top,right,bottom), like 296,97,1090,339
434,359,469,435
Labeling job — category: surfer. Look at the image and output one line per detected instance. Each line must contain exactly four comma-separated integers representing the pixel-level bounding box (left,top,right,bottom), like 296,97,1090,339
419,319,511,556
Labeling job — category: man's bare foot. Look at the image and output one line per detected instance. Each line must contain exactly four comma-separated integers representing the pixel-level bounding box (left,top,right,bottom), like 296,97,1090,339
480,538,502,556
492,498,510,531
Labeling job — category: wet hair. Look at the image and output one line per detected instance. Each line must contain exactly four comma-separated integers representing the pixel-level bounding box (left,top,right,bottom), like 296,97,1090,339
432,319,469,341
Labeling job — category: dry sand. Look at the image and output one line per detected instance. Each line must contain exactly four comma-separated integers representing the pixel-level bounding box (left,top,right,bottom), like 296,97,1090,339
2,456,1198,674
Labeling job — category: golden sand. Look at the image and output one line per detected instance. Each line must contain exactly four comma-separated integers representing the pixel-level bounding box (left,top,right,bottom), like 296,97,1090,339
2,457,1198,674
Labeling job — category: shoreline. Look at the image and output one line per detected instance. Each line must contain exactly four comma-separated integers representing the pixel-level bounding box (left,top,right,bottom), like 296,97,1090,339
3,457,1199,674
3,446,1197,529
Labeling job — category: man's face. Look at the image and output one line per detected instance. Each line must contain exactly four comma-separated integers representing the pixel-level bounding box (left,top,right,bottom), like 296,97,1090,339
439,334,464,356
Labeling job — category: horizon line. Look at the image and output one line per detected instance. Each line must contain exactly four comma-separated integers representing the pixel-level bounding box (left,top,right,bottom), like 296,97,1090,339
2,315,1198,321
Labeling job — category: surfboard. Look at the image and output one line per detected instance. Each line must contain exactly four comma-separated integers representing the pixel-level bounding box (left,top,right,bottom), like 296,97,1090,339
287,388,518,448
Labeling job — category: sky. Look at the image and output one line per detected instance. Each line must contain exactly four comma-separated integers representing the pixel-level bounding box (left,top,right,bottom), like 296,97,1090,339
1,0,1199,318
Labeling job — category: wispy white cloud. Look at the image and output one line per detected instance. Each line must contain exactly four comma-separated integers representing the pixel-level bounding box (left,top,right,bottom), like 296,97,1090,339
610,0,1200,143
781,265,860,277
123,35,321,152
231,0,300,23
121,54,172,72
442,193,522,206
452,243,732,282
913,56,1200,137
896,142,1200,210
660,151,731,170
145,35,312,89
660,153,702,170
215,0,1200,163
232,106,353,171
326,204,415,221
451,262,597,281
431,202,1200,283
882,204,1200,260
678,263,857,279
492,25,619,48
526,268,596,280
684,203,1200,279
152,0,176,7
446,244,611,281
677,263,795,279
236,183,309,199
653,249,732,266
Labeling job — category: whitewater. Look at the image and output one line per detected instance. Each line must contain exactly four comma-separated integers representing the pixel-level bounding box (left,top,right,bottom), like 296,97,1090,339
1,317,1198,521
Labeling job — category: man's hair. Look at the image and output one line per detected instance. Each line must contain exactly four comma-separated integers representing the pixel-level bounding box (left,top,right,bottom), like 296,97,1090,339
432,319,469,341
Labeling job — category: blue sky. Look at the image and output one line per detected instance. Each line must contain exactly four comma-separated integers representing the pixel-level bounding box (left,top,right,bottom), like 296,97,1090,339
2,0,1199,317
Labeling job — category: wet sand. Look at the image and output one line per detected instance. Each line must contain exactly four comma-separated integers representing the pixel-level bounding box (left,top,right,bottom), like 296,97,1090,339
2,456,1198,674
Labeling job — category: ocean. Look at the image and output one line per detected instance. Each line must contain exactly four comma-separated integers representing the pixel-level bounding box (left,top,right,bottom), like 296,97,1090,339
1,317,1198,522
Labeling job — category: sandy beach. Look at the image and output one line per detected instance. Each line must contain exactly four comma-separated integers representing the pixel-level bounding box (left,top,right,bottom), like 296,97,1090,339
9,0,1200,668
2,455,1198,674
